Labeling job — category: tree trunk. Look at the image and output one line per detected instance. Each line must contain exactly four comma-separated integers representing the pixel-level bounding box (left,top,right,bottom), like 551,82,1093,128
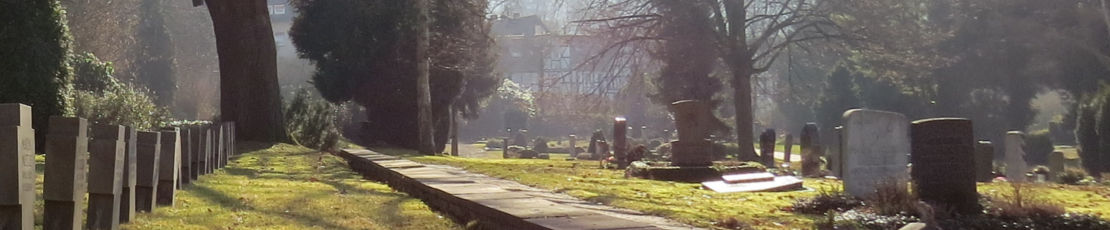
204,0,287,142
414,0,436,154
450,107,459,156
733,65,758,161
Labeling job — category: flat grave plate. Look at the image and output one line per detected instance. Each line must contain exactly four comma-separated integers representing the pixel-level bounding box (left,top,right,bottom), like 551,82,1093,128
702,176,803,193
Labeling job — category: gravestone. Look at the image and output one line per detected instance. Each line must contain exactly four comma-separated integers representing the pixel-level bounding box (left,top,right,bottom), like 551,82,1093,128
203,127,212,174
190,126,202,177
501,137,509,159
135,131,161,212
829,126,843,177
179,128,191,187
800,123,822,177
119,126,138,223
974,141,994,182
1004,131,1028,182
587,130,605,160
568,135,577,158
612,117,629,168
1048,151,1065,182
217,124,225,168
157,129,180,206
911,118,979,214
759,129,776,168
596,141,610,160
783,134,794,168
42,117,89,230
0,104,34,230
842,109,910,198
87,124,126,230
668,100,713,167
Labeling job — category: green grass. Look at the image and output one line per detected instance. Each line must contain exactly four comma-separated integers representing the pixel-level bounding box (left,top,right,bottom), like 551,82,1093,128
393,151,1110,230
30,142,457,230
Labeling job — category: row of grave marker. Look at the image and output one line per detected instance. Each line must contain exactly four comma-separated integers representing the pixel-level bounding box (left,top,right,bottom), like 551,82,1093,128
0,103,237,230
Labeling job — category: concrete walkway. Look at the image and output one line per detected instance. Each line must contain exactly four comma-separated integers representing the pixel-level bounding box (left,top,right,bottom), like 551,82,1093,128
337,149,700,230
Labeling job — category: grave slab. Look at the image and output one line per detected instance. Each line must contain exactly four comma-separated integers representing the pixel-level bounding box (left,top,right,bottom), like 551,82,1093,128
0,104,34,230
42,117,88,230
475,198,596,219
156,129,180,206
87,124,126,230
702,176,803,193
135,131,161,212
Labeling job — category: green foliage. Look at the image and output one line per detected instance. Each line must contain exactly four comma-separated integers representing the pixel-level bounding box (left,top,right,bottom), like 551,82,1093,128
814,65,858,137
1058,168,1089,185
0,0,74,143
1076,85,1110,176
791,185,862,215
283,88,340,151
1025,130,1054,166
134,0,176,106
70,53,171,130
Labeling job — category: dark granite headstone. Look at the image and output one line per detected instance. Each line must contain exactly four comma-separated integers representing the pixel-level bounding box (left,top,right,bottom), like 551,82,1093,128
0,104,35,230
156,129,180,206
974,141,994,182
759,129,776,168
612,117,629,168
42,117,89,230
911,118,979,214
135,131,161,212
87,124,125,230
800,123,822,177
783,134,794,168
179,128,192,187
119,126,137,223
501,137,509,159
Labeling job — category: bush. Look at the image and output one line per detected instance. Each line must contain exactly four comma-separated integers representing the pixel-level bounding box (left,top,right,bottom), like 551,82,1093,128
986,183,1064,219
70,53,171,130
1,0,74,149
1076,85,1110,176
1025,130,1054,165
792,185,862,215
866,179,917,216
284,88,340,151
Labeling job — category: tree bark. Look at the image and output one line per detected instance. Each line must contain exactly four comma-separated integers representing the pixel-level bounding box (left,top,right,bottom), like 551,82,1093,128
450,107,459,156
733,63,758,161
415,0,436,154
203,0,287,142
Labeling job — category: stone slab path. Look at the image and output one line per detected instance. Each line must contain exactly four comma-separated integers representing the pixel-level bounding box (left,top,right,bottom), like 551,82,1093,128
338,149,700,230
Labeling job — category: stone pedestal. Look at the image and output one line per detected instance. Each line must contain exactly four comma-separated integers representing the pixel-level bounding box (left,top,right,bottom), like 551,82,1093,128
800,123,821,177
841,109,910,198
612,117,628,168
156,129,180,206
668,100,712,167
87,125,126,230
1004,131,1028,182
974,141,994,182
135,131,161,212
759,129,776,168
0,104,34,230
669,140,712,166
120,127,137,223
911,118,979,214
42,117,89,230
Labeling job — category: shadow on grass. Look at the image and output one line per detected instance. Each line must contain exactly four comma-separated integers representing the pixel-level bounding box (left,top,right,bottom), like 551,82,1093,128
187,184,356,230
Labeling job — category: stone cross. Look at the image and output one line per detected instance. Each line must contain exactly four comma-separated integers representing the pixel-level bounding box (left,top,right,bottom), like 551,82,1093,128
612,117,628,168
783,134,794,168
135,131,161,212
974,141,994,182
42,116,89,230
0,104,35,230
841,109,910,198
87,124,126,230
759,129,776,168
119,126,137,223
568,135,577,159
1048,151,1065,182
668,100,712,166
910,118,979,214
1004,131,1028,182
179,128,191,187
156,128,180,206
800,123,822,177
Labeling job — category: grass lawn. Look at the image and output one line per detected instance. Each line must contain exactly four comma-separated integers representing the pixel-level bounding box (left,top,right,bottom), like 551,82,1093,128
31,142,458,230
393,152,1110,230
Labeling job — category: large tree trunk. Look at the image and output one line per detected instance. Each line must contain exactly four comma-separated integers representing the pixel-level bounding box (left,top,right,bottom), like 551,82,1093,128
414,0,436,154
203,0,287,142
733,65,758,161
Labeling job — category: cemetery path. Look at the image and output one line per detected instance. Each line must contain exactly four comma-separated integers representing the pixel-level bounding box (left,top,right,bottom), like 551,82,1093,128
338,149,703,230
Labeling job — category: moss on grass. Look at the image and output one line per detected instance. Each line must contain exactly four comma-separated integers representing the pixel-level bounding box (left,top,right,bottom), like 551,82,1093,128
29,142,456,230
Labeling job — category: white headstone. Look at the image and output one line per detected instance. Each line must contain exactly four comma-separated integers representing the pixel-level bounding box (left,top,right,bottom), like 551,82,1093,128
841,109,910,197
1004,131,1027,182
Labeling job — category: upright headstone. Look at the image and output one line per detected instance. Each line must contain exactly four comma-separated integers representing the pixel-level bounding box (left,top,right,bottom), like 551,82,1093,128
841,109,910,198
910,118,979,214
759,129,776,168
87,125,126,230
216,124,225,168
156,129,180,206
568,135,577,158
783,134,794,168
800,123,822,177
190,126,202,178
596,141,609,160
829,126,843,177
668,100,712,166
0,104,35,230
974,141,994,182
612,117,629,168
501,137,509,159
1004,131,1028,182
134,131,161,212
179,128,191,187
119,127,137,223
203,127,212,174
42,117,89,230
1048,151,1065,182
